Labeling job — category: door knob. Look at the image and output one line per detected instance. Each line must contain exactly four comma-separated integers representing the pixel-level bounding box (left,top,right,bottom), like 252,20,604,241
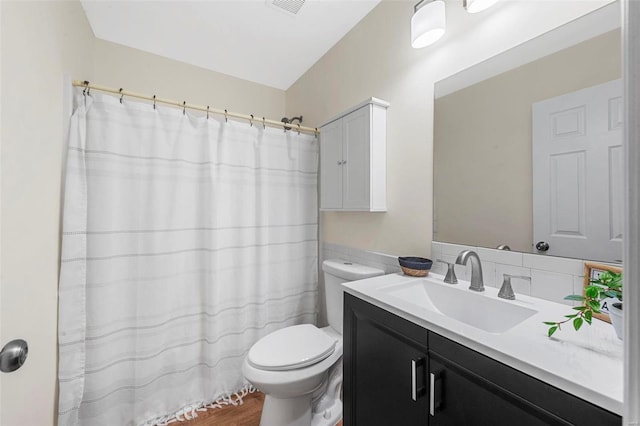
0,339,28,372
535,241,550,252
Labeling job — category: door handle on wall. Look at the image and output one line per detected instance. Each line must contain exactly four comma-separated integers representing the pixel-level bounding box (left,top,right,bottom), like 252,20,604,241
0,339,28,373
536,241,550,252
411,358,426,401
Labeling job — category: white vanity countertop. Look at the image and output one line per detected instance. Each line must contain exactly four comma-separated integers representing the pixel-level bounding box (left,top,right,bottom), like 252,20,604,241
342,272,623,415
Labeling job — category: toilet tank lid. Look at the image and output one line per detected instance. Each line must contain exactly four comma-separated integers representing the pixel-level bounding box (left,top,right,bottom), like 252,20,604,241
322,259,385,281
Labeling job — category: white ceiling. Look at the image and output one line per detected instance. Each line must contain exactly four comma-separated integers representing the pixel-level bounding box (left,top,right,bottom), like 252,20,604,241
80,0,382,90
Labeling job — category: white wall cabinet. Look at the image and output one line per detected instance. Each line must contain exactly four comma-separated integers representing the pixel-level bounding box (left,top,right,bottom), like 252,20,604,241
320,98,389,211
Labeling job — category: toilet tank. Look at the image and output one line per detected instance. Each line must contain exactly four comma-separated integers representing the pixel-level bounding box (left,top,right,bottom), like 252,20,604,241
322,259,384,334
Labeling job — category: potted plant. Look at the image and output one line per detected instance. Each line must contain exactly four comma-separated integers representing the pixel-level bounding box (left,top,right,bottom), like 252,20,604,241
544,270,623,339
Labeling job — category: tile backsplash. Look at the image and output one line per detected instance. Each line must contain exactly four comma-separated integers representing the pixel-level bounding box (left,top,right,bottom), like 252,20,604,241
322,242,402,275
321,241,617,307
431,241,601,306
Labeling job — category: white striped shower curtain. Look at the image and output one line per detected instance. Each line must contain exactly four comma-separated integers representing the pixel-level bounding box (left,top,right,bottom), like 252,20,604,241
57,91,318,425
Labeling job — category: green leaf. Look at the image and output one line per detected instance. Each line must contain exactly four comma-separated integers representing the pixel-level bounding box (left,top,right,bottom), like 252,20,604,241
548,326,558,337
604,290,621,299
585,310,593,322
564,314,578,319
572,306,587,311
564,295,585,301
585,286,599,298
573,317,584,331
543,321,558,326
588,300,601,312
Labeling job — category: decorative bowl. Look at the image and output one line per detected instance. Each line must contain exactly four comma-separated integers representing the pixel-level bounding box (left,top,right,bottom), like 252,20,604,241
398,257,433,277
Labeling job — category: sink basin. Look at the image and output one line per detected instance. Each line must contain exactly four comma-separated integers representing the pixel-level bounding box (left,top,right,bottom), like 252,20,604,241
381,278,537,333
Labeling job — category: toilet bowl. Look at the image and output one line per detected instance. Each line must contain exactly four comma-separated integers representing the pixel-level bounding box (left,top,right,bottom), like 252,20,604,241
242,259,384,426
242,325,343,426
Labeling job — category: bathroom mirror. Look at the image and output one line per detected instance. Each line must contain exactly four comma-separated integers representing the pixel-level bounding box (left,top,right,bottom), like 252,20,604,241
433,2,622,262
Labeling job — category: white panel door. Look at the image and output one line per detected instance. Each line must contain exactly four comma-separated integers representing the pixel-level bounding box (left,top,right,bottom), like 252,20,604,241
533,79,623,261
320,119,343,209
342,105,371,210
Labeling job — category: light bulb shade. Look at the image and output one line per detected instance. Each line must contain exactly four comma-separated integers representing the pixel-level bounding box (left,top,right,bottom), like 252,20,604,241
464,0,500,13
411,0,446,48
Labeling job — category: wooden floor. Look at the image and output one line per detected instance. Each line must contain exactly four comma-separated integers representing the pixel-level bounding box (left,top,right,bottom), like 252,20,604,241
182,392,343,426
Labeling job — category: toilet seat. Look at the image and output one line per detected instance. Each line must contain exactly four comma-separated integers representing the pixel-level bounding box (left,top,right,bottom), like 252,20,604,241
248,324,337,371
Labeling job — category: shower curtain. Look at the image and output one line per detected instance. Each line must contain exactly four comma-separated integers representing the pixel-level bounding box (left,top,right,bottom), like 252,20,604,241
57,91,318,426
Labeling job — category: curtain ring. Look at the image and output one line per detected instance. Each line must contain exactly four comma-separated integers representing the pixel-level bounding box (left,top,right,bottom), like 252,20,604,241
119,88,124,104
250,114,254,127
183,101,186,115
315,128,319,139
225,109,228,123
297,124,301,135
262,117,266,129
82,81,88,96
153,95,156,110
207,106,210,120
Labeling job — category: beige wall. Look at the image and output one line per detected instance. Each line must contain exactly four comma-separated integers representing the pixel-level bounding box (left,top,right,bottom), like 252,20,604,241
434,30,621,252
1,2,94,425
92,39,285,120
286,0,613,257
0,3,285,425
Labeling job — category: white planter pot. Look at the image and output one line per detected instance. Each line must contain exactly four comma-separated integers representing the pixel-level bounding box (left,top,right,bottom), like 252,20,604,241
609,302,623,340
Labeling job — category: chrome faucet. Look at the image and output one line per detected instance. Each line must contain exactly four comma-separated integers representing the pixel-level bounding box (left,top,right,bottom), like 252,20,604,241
436,259,458,284
498,274,531,300
455,250,484,292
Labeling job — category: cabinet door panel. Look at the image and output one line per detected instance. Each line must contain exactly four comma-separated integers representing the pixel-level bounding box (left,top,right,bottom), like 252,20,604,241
344,294,429,426
429,332,620,426
342,106,371,210
429,356,567,425
320,119,343,209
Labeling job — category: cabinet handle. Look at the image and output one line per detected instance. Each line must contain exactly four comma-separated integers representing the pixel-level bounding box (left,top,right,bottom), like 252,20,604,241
337,160,342,165
430,370,443,416
411,358,426,401
429,372,435,415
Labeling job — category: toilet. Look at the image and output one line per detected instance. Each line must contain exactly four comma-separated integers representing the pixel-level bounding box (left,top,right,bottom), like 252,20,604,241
242,259,384,426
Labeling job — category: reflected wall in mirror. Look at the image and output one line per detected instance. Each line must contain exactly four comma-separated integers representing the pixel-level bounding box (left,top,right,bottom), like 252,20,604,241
433,2,622,262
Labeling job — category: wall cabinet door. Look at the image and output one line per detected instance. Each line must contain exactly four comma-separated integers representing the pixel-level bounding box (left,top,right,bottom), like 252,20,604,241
320,98,388,211
342,106,371,210
320,118,343,209
344,294,429,426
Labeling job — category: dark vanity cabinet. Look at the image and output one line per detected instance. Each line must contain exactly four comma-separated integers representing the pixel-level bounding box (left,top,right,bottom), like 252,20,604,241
343,294,621,426
343,292,430,425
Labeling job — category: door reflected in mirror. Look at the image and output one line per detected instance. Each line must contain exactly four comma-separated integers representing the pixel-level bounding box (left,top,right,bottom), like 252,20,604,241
433,2,622,262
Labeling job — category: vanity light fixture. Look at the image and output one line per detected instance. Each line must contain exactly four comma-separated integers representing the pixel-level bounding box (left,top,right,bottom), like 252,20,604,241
463,0,500,14
411,0,446,48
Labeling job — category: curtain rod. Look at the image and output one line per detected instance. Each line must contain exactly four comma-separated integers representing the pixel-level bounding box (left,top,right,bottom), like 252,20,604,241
72,80,319,136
